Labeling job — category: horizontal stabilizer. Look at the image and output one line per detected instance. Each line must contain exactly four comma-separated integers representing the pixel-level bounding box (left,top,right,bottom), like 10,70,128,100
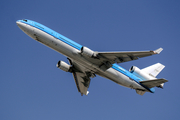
140,78,168,88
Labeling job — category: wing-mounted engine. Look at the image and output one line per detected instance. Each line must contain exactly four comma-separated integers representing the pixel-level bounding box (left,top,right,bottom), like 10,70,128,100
81,46,98,58
56,61,72,72
129,66,155,80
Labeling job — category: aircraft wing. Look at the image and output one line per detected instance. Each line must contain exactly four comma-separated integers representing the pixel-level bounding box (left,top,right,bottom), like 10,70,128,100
97,48,163,64
68,58,93,96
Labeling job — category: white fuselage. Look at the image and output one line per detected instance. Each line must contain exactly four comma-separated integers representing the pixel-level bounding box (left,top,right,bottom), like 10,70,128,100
17,21,146,92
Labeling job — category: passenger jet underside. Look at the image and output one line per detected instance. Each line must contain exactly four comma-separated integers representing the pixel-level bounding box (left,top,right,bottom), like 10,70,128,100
17,19,168,96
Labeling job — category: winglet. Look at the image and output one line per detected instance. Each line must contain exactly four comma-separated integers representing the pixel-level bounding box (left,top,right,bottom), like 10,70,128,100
154,48,163,54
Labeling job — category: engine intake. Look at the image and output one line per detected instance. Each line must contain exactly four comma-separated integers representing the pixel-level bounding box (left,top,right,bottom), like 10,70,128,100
56,61,71,72
81,46,97,58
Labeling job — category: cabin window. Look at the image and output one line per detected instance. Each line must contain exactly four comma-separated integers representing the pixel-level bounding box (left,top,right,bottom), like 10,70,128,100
23,19,27,22
35,24,44,29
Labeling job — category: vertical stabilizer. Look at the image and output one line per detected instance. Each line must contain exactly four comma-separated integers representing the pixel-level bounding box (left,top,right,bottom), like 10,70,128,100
142,63,165,78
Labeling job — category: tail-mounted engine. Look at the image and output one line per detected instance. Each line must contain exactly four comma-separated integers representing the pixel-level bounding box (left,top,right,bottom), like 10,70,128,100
129,66,155,80
56,61,72,72
81,46,98,58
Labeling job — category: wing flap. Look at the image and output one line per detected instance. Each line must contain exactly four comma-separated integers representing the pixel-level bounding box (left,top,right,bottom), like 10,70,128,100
140,78,168,88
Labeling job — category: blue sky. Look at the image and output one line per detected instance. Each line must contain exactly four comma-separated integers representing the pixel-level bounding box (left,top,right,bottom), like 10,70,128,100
1,0,180,120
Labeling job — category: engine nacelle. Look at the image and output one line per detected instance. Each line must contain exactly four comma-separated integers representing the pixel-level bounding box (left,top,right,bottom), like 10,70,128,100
56,61,71,72
81,46,96,58
129,66,155,80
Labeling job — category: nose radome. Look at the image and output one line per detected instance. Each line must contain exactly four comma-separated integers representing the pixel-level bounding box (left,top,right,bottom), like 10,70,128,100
16,21,27,32
16,21,22,28
16,20,36,39
16,21,19,25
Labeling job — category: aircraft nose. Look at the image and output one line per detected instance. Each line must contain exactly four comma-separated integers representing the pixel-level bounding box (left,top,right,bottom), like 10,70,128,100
16,20,35,39
16,20,27,32
16,21,23,29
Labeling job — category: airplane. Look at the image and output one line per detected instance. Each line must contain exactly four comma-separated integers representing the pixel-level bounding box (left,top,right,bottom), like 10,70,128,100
16,19,168,96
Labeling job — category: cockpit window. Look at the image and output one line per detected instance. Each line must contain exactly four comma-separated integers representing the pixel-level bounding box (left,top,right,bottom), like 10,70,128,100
23,19,27,22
